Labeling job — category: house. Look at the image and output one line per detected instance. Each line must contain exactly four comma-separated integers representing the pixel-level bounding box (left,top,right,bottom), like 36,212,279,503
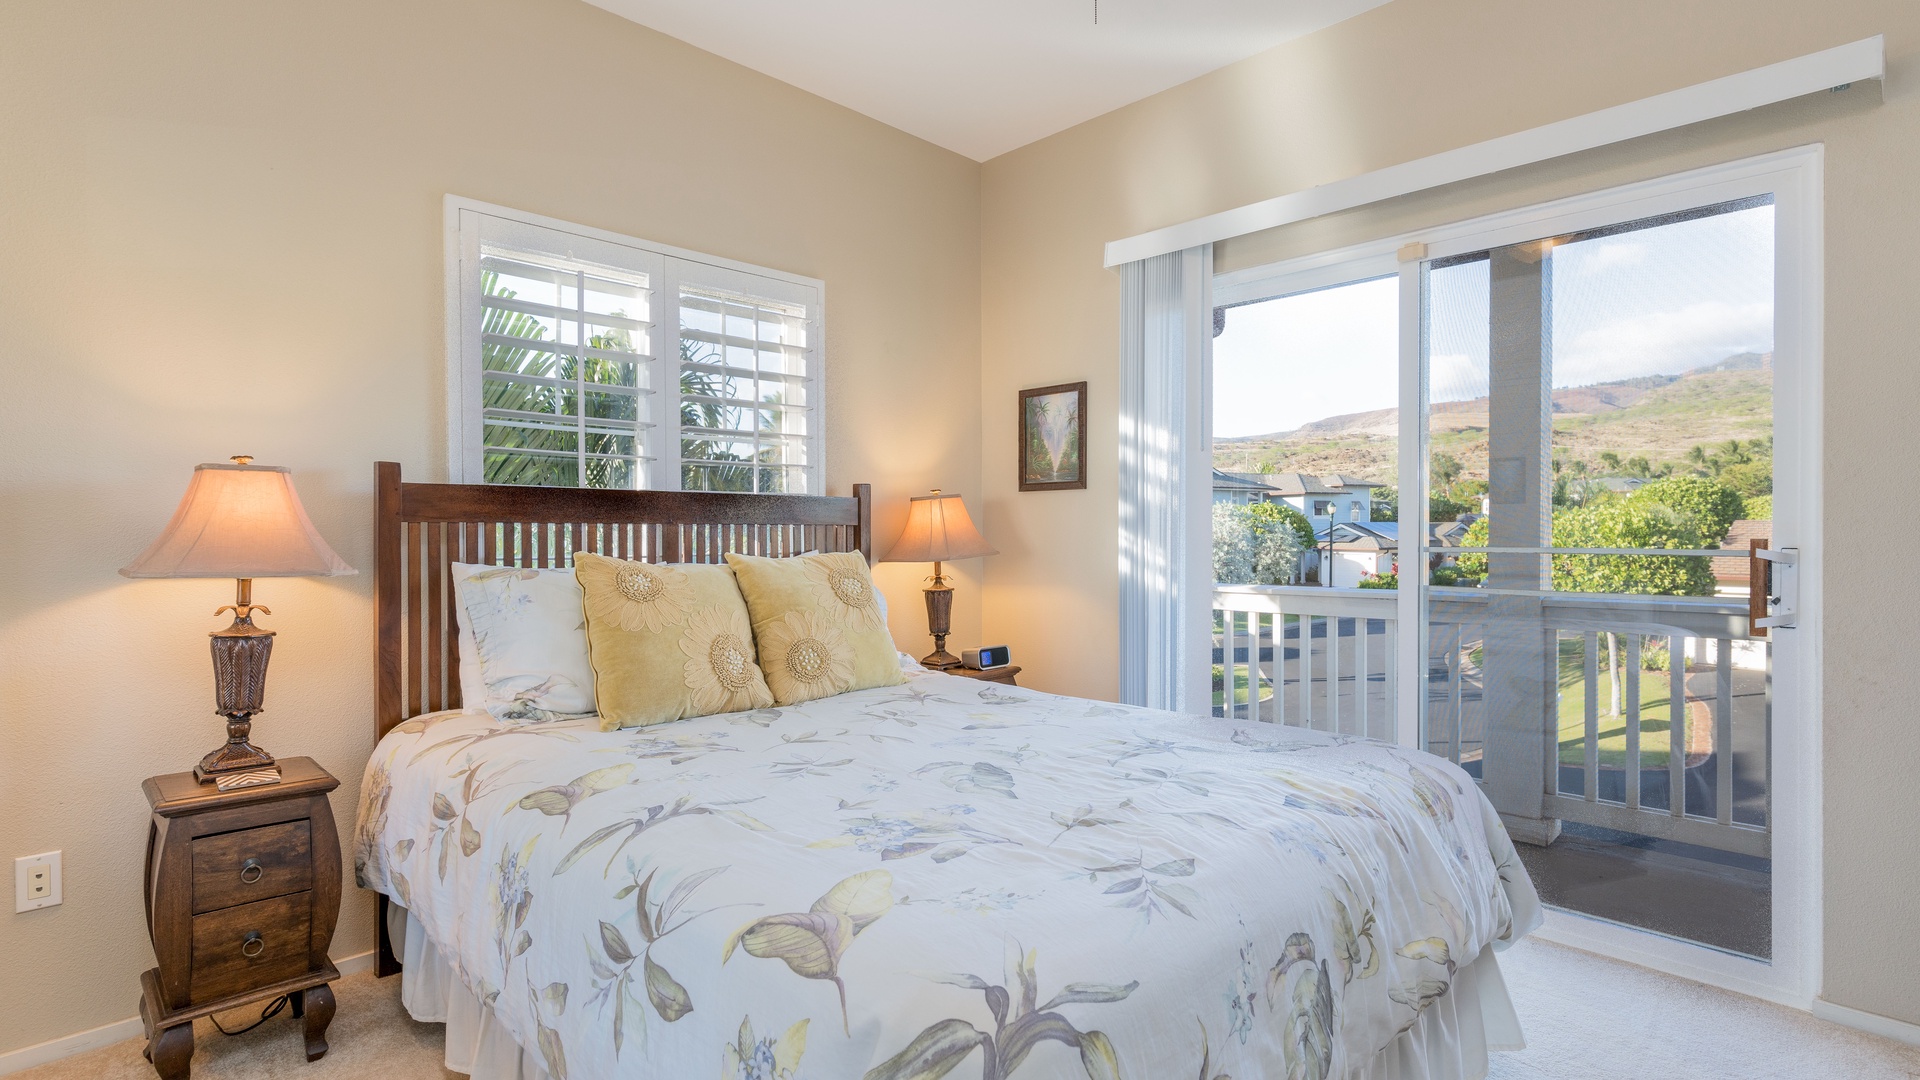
1309,519,1466,586
1211,469,1385,527
1316,520,1399,586
1713,519,1773,588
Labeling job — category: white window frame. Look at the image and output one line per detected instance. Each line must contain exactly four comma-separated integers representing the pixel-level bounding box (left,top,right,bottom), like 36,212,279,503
1211,146,1824,1011
444,195,826,491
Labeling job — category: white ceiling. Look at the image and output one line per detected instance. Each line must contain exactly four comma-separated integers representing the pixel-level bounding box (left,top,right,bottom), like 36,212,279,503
583,0,1393,161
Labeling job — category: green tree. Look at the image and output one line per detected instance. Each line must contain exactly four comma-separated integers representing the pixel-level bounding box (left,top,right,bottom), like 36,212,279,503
1454,505,1712,597
1682,436,1771,496
1431,452,1464,491
1370,486,1398,522
1628,476,1745,544
482,270,789,492
1743,494,1772,520
1715,459,1772,498
1245,500,1316,552
1552,503,1713,596
1454,517,1490,578
1430,493,1474,522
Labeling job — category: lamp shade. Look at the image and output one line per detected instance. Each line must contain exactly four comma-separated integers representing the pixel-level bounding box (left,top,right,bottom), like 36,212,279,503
881,491,997,563
120,462,356,579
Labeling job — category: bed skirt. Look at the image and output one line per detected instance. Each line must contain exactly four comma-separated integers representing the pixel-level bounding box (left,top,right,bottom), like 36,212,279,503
387,902,1525,1080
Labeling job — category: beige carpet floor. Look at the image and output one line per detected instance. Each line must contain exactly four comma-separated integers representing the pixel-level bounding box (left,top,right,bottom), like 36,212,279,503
16,938,1920,1079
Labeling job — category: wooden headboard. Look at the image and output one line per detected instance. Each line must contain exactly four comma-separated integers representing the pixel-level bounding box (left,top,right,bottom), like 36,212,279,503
373,460,873,741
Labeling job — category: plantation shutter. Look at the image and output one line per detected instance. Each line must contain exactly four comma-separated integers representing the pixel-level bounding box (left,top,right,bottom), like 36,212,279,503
663,260,821,494
451,202,824,493
475,249,659,488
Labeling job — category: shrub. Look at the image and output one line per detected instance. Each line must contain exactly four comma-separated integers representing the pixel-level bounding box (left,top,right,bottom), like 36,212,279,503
1246,500,1316,550
1357,571,1398,589
1370,486,1398,522
1454,517,1490,578
1213,503,1257,584
1213,503,1305,585
1455,505,1713,597
1742,493,1772,520
1430,493,1475,522
1716,459,1772,498
1552,503,1714,597
1628,476,1745,544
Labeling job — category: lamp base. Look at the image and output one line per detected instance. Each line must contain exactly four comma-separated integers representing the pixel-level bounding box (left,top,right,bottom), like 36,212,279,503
920,576,961,670
194,717,279,784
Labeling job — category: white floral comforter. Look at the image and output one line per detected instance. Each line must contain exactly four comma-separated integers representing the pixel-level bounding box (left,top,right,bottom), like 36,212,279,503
355,669,1539,1080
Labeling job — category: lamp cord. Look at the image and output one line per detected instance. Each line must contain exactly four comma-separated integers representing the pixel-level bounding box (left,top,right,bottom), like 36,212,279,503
209,994,291,1037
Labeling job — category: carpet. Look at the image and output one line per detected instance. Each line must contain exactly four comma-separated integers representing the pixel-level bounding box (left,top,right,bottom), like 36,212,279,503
14,938,1920,1079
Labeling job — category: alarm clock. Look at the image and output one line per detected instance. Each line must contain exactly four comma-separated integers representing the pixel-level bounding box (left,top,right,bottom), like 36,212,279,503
962,646,1011,670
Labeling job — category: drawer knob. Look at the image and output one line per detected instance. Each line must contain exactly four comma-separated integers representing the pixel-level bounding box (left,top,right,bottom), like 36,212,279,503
240,932,266,958
239,859,264,884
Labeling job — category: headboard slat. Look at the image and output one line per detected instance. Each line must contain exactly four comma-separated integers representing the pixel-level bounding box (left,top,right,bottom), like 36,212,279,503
375,462,874,741
426,521,446,714
404,521,423,719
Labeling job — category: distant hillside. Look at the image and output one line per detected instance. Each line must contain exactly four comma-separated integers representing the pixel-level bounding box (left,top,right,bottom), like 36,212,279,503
1215,353,1773,482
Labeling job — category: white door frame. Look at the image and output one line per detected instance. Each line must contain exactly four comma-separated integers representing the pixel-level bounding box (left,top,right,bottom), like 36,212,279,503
1212,145,1824,1008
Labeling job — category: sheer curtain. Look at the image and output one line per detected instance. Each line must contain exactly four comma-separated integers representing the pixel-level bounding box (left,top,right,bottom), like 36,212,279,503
1117,244,1213,714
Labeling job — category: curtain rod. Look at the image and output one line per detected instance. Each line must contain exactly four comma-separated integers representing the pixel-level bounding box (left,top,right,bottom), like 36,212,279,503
1104,35,1883,268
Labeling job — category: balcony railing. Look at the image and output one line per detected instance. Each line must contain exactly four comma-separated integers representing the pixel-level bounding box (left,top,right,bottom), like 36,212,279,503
1211,583,1768,858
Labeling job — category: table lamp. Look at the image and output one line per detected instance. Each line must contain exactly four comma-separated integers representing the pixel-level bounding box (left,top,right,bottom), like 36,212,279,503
881,489,997,669
120,457,355,787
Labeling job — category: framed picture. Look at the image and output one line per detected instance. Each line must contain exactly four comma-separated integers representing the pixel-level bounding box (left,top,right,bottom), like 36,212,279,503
1018,381,1088,491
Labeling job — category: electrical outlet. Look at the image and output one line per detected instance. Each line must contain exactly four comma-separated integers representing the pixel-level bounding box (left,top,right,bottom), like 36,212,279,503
15,852,61,912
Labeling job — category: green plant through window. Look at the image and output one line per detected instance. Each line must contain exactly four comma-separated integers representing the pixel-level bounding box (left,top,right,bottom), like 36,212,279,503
481,270,798,492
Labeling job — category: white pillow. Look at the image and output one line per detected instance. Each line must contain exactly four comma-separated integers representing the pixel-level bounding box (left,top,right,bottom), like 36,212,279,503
452,563,597,724
450,552,892,721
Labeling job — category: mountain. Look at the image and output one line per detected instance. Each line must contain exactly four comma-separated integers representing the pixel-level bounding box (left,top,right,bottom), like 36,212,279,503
1214,353,1773,482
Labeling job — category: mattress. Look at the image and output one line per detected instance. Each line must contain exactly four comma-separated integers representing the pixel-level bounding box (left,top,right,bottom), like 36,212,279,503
354,667,1541,1079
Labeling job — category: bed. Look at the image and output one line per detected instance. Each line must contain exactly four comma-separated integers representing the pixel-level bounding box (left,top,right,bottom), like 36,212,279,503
354,462,1541,1080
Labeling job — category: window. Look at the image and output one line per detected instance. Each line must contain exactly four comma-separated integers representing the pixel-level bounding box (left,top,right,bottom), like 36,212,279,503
447,199,823,492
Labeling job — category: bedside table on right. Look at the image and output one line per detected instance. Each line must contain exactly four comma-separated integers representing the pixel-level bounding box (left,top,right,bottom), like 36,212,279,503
928,664,1021,687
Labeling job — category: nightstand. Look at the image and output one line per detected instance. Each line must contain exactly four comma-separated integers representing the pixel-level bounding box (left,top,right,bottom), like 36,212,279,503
138,758,341,1080
929,664,1021,687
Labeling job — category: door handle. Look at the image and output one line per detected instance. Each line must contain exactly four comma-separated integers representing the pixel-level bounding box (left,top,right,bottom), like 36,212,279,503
1748,540,1798,637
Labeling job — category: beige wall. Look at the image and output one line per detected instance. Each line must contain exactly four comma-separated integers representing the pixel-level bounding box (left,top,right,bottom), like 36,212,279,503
982,0,1920,1026
6,0,1919,1058
0,0,980,1055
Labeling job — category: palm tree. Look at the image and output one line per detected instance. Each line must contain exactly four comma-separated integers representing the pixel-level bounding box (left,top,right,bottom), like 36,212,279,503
481,271,793,492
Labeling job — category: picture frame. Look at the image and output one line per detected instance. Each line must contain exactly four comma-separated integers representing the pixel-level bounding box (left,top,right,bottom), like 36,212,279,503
1018,381,1088,491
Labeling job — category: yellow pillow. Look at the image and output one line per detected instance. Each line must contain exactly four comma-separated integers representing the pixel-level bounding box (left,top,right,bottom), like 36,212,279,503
574,553,773,729
723,551,905,705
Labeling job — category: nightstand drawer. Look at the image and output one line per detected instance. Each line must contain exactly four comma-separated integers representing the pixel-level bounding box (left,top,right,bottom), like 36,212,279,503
190,891,311,1002
191,820,312,914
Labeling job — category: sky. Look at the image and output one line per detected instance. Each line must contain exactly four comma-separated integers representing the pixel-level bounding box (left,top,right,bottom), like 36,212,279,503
1212,203,1776,437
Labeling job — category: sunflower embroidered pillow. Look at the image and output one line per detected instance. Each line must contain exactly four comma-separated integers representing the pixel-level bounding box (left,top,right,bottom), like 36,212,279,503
573,553,773,729
724,551,905,705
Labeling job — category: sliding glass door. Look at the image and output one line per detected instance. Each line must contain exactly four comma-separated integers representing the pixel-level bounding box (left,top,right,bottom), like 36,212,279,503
1209,149,1820,996
1420,199,1777,958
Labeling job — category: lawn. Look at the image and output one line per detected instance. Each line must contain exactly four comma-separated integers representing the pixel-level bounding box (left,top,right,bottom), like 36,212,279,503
1211,664,1270,710
1552,635,1688,769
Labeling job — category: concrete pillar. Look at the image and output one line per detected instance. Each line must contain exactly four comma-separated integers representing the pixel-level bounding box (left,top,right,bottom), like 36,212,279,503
1481,242,1561,846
